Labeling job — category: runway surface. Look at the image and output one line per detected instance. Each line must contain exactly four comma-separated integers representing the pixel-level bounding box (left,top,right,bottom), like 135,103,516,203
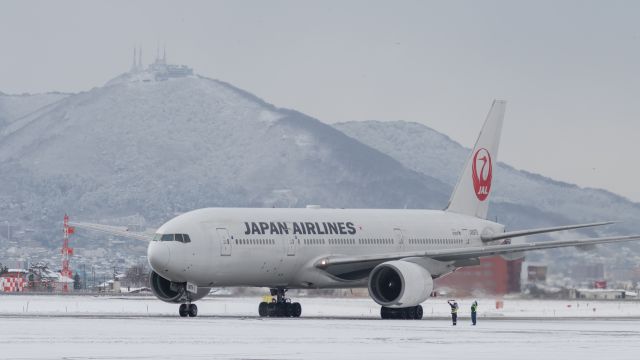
1,315,639,360
1,296,640,359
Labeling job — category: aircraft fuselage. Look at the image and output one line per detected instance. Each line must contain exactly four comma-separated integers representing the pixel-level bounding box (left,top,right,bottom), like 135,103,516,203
147,207,503,289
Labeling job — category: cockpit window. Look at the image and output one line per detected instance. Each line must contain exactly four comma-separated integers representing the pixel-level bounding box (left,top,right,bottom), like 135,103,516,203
154,233,191,243
161,234,174,242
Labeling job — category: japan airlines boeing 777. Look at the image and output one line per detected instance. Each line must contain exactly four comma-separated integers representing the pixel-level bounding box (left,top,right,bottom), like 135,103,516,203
72,100,640,319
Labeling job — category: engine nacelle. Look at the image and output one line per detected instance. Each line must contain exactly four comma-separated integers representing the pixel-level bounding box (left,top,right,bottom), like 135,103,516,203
149,271,210,303
368,260,433,308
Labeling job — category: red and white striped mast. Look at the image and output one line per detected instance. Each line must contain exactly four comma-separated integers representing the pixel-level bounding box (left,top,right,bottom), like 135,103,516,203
61,214,75,292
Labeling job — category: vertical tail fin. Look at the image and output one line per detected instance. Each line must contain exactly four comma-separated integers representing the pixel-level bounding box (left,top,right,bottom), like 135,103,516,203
445,100,506,219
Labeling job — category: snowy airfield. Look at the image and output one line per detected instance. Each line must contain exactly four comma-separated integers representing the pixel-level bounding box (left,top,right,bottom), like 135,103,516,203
1,296,640,360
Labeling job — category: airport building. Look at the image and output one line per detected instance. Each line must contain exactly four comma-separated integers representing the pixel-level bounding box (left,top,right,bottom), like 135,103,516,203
0,264,74,293
0,269,28,292
435,256,524,296
573,288,632,300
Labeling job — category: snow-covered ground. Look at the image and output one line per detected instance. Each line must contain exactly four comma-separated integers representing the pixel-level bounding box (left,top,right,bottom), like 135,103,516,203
2,295,640,318
1,295,640,359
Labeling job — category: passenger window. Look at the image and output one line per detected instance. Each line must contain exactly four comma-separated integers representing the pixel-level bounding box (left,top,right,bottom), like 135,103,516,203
161,234,174,242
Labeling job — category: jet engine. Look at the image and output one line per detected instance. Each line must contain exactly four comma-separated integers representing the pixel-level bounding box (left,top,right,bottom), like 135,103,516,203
368,260,433,308
149,271,209,303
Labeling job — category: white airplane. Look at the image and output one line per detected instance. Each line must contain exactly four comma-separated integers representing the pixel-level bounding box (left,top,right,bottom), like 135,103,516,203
72,100,640,319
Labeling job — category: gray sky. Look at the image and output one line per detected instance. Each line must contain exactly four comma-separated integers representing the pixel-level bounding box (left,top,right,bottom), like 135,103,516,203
2,0,639,202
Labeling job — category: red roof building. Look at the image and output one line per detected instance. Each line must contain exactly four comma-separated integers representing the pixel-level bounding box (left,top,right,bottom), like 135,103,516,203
435,256,523,296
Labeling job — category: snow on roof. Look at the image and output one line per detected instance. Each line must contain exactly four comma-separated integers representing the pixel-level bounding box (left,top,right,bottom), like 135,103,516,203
57,275,74,283
6,269,28,273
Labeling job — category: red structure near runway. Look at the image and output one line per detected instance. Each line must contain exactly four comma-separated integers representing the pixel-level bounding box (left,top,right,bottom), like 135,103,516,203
435,256,523,296
61,214,75,292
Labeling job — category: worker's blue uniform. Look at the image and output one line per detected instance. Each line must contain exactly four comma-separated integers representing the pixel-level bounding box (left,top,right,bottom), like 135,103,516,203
471,301,478,325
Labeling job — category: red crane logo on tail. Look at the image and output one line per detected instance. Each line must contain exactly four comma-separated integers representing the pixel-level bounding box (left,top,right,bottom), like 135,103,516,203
472,148,492,201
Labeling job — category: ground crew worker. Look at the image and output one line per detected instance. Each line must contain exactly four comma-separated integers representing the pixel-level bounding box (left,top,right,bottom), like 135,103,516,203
471,301,478,325
447,300,458,325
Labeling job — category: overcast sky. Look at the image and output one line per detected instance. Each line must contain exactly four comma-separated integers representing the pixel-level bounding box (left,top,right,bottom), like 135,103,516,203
1,0,639,202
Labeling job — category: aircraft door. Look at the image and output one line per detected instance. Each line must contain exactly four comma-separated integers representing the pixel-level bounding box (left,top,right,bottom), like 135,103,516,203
216,228,232,256
393,228,404,250
461,229,470,245
286,235,297,256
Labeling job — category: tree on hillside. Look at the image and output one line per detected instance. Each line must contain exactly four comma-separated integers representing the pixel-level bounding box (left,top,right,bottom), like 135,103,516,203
73,272,81,290
125,264,149,287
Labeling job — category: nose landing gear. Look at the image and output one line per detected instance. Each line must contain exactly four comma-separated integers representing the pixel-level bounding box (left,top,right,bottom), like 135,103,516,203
258,288,302,318
179,303,198,317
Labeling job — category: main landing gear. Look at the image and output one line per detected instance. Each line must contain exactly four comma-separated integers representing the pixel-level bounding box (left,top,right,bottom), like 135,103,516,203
380,305,423,320
179,303,198,317
258,288,302,318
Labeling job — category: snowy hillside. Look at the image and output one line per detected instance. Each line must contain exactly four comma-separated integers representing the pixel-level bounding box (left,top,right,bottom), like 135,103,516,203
0,92,69,130
0,76,449,240
335,120,640,233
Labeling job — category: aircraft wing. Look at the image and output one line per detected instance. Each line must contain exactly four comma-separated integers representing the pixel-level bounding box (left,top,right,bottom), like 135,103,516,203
314,235,640,272
480,221,616,242
69,221,155,242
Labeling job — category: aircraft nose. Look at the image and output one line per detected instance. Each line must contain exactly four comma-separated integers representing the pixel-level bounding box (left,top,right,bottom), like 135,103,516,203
147,241,170,272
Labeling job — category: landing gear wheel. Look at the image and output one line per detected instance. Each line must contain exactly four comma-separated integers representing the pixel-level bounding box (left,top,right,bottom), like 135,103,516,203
260,288,302,318
414,305,423,320
381,306,390,319
179,303,188,317
405,307,415,319
188,303,198,317
292,302,302,317
267,302,277,317
380,305,423,320
258,302,268,317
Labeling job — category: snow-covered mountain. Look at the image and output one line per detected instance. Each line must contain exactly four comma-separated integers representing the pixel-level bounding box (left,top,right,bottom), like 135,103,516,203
0,92,70,130
0,76,449,240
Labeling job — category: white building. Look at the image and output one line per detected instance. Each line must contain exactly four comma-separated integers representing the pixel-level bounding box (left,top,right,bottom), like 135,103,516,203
575,288,629,300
